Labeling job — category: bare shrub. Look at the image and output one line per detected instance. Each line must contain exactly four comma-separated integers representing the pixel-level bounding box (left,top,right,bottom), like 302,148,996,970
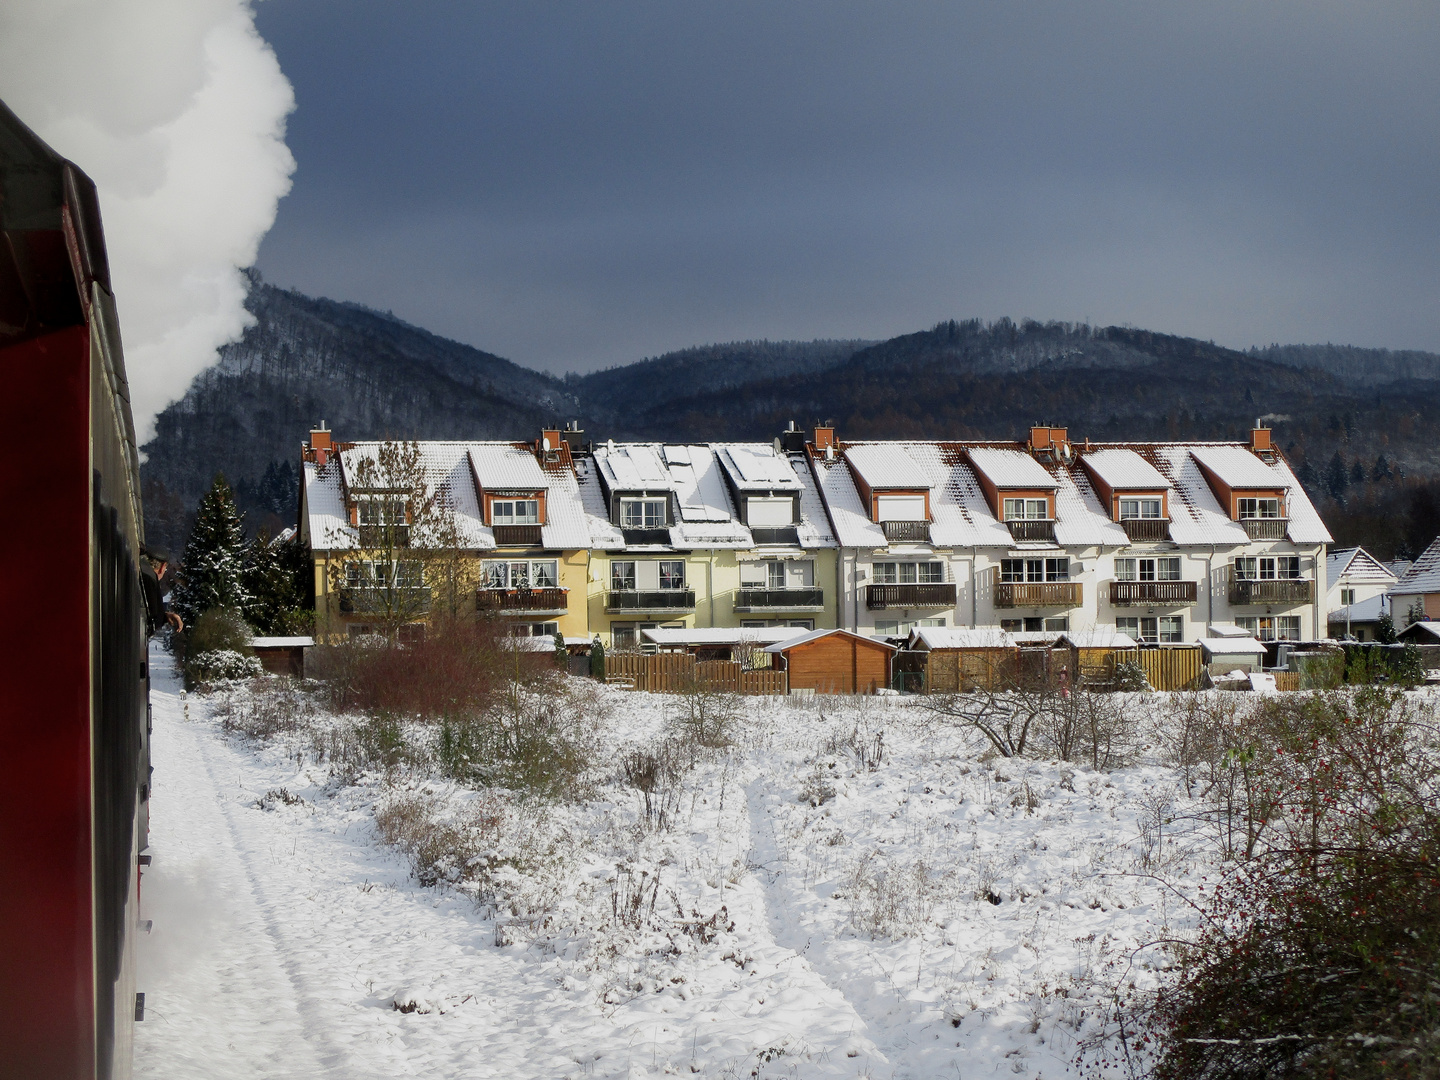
673,674,743,748
621,741,685,830
374,788,505,889
610,865,663,930
847,853,934,938
217,678,320,741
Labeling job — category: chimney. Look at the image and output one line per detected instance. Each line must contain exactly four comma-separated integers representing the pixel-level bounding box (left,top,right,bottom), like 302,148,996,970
1251,420,1272,452
561,420,586,450
309,422,332,466
780,420,806,453
541,428,562,452
814,425,836,451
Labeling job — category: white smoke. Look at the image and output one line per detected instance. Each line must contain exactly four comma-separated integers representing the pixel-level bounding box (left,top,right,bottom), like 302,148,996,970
0,0,295,443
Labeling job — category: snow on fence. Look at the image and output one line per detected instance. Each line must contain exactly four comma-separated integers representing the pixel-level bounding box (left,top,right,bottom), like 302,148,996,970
603,653,788,694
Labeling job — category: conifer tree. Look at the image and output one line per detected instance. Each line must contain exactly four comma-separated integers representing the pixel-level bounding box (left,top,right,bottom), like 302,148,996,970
173,474,251,626
243,530,313,635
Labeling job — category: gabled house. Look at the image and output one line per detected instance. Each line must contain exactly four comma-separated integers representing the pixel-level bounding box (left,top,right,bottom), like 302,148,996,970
1324,546,1397,640
1391,537,1440,628
578,440,837,649
300,426,591,641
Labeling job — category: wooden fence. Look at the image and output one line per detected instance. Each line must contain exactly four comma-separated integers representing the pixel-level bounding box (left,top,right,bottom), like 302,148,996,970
1137,647,1203,692
1274,671,1301,692
603,653,788,695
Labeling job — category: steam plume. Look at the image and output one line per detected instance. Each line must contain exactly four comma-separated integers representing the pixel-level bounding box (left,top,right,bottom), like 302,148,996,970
0,0,295,442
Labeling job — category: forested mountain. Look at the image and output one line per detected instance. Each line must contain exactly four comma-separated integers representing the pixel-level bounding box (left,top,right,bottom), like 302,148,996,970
139,281,1440,558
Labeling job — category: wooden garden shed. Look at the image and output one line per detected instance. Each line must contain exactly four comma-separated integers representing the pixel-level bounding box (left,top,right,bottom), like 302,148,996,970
1055,629,1138,686
906,627,1018,693
764,628,895,694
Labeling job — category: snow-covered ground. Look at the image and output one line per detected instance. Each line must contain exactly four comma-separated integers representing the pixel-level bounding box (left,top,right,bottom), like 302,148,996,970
135,644,1208,1079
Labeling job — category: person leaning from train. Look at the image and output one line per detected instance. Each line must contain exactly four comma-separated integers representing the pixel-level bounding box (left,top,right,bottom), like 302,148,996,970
140,547,184,634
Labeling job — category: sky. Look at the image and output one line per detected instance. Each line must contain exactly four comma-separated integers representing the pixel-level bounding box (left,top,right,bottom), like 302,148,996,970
251,1,1440,375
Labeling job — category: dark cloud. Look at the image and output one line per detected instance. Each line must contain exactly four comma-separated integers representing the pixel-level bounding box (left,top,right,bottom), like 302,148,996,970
254,1,1440,373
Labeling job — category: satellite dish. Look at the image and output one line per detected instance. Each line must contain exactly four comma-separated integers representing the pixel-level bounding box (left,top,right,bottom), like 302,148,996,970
773,437,782,455
542,437,552,451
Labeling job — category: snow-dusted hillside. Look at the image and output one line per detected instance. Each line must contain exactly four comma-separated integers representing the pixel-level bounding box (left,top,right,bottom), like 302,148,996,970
135,646,1209,1079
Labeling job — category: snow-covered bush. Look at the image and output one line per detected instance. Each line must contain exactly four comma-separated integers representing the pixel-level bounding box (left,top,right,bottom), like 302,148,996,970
187,649,263,683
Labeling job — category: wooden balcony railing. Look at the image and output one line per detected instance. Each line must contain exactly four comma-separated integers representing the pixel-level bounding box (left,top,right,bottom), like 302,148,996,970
492,524,543,546
1228,577,1313,605
356,524,409,548
734,587,825,612
339,586,431,614
1240,518,1288,540
605,589,696,612
994,581,1083,608
1109,580,1198,606
865,583,957,610
476,587,568,613
1120,518,1171,542
881,520,931,543
1005,519,1055,542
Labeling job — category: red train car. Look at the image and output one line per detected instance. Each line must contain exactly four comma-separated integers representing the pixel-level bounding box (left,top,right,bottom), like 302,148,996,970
0,99,151,1079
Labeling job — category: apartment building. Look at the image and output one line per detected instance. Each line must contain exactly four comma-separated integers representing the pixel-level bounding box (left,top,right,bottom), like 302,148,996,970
578,441,838,648
806,424,1330,644
300,427,591,642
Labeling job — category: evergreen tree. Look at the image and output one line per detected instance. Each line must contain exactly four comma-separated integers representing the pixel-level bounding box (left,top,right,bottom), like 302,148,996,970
1371,454,1393,482
1294,459,1318,493
173,474,251,625
1376,609,1398,645
243,529,313,634
1323,451,1349,503
1349,460,1366,487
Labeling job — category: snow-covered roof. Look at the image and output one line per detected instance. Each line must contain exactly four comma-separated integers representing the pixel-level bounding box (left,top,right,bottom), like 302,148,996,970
763,627,897,653
899,443,1016,548
1047,459,1129,547
788,452,838,549
1394,537,1440,594
909,627,1014,650
715,444,803,490
1270,458,1332,545
468,444,547,491
528,455,594,550
1188,445,1284,489
1060,629,1138,649
1328,593,1388,624
250,636,315,648
811,453,886,548
1326,547,1396,590
1400,621,1440,643
1080,449,1169,491
843,444,930,489
642,626,808,647
1206,622,1252,638
1012,631,1065,646
1142,446,1251,546
1199,636,1267,656
594,443,673,489
965,448,1058,490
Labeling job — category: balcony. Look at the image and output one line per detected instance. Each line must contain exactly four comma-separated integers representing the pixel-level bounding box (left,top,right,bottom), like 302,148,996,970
356,524,409,548
1228,577,1313,605
866,582,957,610
605,588,696,613
881,520,931,543
750,526,800,545
1240,518,1289,540
620,527,671,546
492,524,543,546
1109,580,1198,606
1120,518,1171,542
339,586,432,615
1005,519,1055,542
734,587,825,612
994,581,1083,608
476,587,569,615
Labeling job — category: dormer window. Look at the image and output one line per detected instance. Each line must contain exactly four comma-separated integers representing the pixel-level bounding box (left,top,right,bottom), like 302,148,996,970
1003,497,1049,521
1119,498,1163,520
875,494,926,522
358,497,405,526
492,498,540,525
746,496,796,526
1237,497,1281,520
620,497,667,529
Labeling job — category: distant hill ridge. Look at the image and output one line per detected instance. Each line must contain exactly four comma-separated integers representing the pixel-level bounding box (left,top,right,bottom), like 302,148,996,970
138,277,1440,556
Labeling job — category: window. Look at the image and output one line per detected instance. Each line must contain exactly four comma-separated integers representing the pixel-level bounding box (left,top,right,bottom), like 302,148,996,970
1238,615,1301,641
1116,557,1181,582
873,617,945,638
1235,556,1301,581
1001,558,1068,582
1002,497,1049,521
1119,498,1163,520
610,623,637,649
874,561,943,584
345,560,421,587
1159,616,1183,642
358,498,405,526
1000,619,1024,632
741,559,815,588
1000,617,1047,632
482,560,558,589
876,494,927,521
746,496,795,527
1043,617,1069,632
1117,616,1154,642
620,498,666,529
1340,588,1356,606
491,498,539,525
611,561,636,590
659,560,686,590
1237,497,1281,520
398,623,426,646
873,620,900,637
347,624,374,638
